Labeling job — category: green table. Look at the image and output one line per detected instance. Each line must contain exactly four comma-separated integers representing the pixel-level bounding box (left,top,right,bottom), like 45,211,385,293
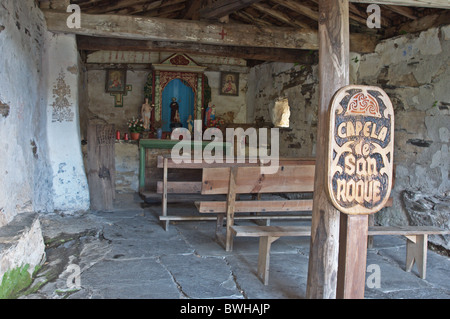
139,139,232,190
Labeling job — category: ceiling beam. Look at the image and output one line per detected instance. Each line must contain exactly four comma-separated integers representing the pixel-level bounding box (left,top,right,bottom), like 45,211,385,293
76,35,318,64
350,0,450,9
272,0,319,21
44,10,319,49
44,11,378,53
182,0,206,19
198,0,265,19
85,0,162,14
384,9,450,37
252,2,312,29
382,5,419,19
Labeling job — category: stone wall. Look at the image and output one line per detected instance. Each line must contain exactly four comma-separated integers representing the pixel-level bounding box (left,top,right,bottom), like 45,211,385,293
246,62,319,158
357,26,450,250
115,141,140,193
87,69,149,137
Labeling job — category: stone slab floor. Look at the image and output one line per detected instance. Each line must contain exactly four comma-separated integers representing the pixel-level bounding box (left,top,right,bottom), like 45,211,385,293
21,193,450,300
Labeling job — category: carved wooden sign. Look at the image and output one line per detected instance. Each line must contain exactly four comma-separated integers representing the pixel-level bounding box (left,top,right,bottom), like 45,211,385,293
327,85,394,215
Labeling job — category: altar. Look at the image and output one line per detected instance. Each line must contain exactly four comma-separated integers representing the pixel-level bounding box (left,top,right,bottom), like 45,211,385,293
147,54,208,133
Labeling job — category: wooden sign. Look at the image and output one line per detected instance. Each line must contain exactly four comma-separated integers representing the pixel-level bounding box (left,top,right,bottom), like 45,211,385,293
327,85,394,215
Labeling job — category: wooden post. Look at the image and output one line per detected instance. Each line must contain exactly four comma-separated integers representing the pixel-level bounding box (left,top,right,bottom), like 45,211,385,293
87,122,116,211
336,214,369,299
225,167,238,252
162,157,169,231
306,0,349,299
139,142,146,191
257,236,280,285
326,84,394,298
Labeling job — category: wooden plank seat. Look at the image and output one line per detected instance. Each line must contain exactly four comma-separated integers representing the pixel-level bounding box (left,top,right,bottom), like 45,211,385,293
230,225,450,285
199,164,316,251
157,155,315,231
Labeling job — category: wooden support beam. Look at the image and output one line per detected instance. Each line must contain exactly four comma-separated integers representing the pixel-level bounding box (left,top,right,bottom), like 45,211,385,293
225,167,238,252
197,199,314,213
382,4,418,19
336,214,369,299
85,0,162,14
252,2,312,29
39,0,69,11
350,0,450,9
44,10,319,50
47,11,377,53
385,10,450,37
273,0,320,21
199,0,265,19
306,0,349,299
182,0,206,19
233,10,275,27
76,36,319,63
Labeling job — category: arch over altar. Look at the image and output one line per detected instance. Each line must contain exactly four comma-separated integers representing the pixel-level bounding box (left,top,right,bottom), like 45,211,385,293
148,53,208,132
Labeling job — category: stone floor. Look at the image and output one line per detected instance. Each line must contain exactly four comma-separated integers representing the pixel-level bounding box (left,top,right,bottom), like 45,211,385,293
22,193,450,300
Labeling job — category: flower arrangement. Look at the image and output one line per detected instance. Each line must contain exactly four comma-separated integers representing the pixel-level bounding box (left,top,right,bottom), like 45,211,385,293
207,117,225,128
127,117,145,133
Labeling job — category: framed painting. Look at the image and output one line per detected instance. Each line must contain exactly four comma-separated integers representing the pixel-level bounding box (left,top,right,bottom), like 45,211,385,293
105,69,127,94
220,72,239,96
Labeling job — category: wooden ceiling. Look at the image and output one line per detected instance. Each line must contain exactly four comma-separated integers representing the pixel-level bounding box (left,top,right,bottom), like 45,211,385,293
67,0,447,35
40,0,450,63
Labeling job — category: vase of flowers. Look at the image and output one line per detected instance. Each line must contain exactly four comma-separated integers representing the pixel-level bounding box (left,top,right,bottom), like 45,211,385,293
127,117,144,140
151,120,163,139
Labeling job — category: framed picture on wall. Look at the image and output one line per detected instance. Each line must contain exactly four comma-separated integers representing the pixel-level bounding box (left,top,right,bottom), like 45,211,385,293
220,72,239,96
105,69,127,94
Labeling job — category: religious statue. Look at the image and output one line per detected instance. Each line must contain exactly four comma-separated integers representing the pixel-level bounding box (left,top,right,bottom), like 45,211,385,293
187,114,194,134
170,97,180,124
141,98,153,131
205,103,216,127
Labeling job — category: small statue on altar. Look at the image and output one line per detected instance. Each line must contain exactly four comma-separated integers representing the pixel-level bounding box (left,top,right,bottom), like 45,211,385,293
174,110,180,123
187,114,194,133
141,98,153,131
170,97,180,124
205,103,216,127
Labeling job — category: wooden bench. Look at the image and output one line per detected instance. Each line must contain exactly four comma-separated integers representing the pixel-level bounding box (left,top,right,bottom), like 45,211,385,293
198,164,316,251
230,225,450,285
158,156,315,231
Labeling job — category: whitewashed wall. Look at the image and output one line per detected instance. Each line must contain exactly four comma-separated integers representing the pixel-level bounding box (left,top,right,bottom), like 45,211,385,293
0,0,53,226
43,32,90,212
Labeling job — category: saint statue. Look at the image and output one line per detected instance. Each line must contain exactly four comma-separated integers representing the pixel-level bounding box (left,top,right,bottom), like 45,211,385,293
141,98,153,131
170,97,180,124
187,114,194,134
205,103,216,127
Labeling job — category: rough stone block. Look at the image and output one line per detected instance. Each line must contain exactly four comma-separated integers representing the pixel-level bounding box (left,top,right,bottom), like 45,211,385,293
402,191,450,251
0,212,46,298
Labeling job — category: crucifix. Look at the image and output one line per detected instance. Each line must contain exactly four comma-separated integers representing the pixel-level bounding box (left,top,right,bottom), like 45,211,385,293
110,84,132,107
